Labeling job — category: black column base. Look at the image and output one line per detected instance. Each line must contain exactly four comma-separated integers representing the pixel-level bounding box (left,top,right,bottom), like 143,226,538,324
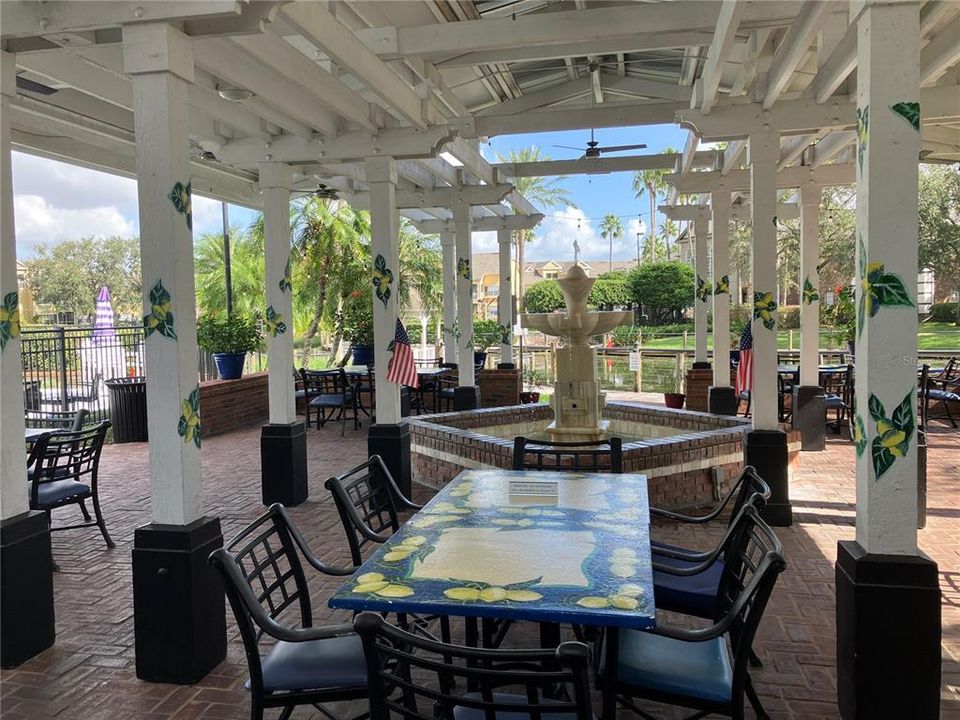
1,511,55,668
497,362,516,370
260,422,308,507
133,517,226,684
792,385,826,452
692,361,711,370
708,386,738,416
836,541,940,719
453,386,481,411
743,429,791,526
368,422,412,498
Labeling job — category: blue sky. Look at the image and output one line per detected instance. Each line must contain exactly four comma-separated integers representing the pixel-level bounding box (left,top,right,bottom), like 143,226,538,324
11,122,686,262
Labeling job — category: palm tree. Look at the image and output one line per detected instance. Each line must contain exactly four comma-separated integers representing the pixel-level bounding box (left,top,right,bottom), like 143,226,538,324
496,147,574,311
600,214,624,273
194,227,265,319
632,145,678,262
660,218,678,260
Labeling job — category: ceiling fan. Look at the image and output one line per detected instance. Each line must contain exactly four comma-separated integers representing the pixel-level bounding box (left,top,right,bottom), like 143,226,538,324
312,183,340,200
553,129,646,160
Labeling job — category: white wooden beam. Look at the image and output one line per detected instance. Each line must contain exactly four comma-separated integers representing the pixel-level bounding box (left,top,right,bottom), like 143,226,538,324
280,3,432,129
446,137,497,186
350,183,513,209
721,139,746,174
810,130,855,167
590,61,604,104
665,162,854,193
763,0,831,109
604,74,693,102
806,22,857,103
699,0,746,113
460,101,684,138
920,14,960,84
413,213,543,234
476,77,591,116
680,131,699,174
495,151,717,178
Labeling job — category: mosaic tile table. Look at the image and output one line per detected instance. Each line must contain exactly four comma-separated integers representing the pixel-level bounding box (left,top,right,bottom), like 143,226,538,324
328,468,655,630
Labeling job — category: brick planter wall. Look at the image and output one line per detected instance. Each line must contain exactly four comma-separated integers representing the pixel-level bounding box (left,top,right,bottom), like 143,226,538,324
477,368,521,407
684,368,714,412
200,371,269,438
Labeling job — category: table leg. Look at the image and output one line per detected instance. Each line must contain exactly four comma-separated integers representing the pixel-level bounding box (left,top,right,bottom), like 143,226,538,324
539,621,561,649
601,627,619,720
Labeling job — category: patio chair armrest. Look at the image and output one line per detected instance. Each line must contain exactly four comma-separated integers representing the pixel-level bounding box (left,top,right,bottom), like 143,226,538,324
370,455,422,511
646,621,725,643
649,505,721,524
651,553,720,577
650,544,714,562
264,621,357,644
273,504,357,577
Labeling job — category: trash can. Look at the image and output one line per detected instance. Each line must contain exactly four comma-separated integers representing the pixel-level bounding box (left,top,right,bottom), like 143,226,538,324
106,376,148,443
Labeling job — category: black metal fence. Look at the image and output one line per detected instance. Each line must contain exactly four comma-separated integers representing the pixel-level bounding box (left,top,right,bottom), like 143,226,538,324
21,325,144,421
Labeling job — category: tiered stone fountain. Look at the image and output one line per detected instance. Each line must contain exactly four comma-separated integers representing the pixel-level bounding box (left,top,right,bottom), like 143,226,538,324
520,265,633,441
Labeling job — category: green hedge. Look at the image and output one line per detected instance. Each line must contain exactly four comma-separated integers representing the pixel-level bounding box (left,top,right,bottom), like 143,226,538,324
929,302,959,324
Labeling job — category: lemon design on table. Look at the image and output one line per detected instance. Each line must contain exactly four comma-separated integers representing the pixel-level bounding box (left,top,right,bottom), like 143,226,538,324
382,535,429,562
426,502,470,514
575,583,646,611
609,547,639,578
352,572,414,598
443,578,543,604
449,481,473,498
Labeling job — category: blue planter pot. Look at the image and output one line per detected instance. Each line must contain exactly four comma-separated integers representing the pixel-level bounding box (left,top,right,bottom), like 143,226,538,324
214,352,246,380
351,345,375,367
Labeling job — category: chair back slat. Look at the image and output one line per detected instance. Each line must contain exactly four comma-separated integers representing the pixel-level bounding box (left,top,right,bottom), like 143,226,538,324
31,422,110,503
727,466,772,527
25,408,89,431
301,367,350,396
512,436,623,473
355,613,594,720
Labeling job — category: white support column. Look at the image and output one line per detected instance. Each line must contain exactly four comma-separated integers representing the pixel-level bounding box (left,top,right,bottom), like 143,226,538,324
710,191,731,389
0,50,28,520
497,227,514,365
260,162,296,425
123,24,201,526
748,130,781,432
365,156,401,424
853,3,921,557
440,232,457,362
454,205,475,386
798,184,822,387
693,212,710,365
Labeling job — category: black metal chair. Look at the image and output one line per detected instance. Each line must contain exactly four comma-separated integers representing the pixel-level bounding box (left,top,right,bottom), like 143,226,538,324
208,504,368,720
435,365,459,412
922,360,959,429
300,368,360,436
601,506,786,720
40,372,103,409
355,612,595,720
512,437,623,473
25,408,89,432
821,364,854,434
28,421,114,549
355,367,376,418
777,374,793,423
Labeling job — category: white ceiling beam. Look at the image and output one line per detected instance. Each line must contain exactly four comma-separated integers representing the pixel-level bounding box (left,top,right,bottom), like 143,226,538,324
413,213,543,234
495,151,717,178
507,190,540,217
658,204,711,221
665,162,854,193
680,131,699,175
920,14,960,84
446,137,497,187
476,77,591,116
459,101,684,138
810,131,856,167
603,75,693,103
429,32,716,68
351,183,513,209
763,0,832,109
721,139,746,174
226,32,377,132
280,3,432,130
732,28,775,97
192,37,343,136
590,62,604,104
920,1,959,36
778,133,815,170
698,0,746,113
0,1,243,39
806,22,857,103
730,201,800,220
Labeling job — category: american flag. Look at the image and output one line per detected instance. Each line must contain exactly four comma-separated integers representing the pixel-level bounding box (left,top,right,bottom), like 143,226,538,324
386,318,419,389
736,321,753,396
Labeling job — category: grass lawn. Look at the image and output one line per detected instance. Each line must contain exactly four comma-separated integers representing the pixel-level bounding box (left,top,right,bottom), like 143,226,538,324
639,325,959,351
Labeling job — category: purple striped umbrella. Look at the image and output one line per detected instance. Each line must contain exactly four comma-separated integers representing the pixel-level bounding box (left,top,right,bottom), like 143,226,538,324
93,286,116,341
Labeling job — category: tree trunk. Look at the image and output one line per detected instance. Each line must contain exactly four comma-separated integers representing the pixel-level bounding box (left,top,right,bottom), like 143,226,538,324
326,294,346,366
647,183,657,262
298,290,326,366
517,229,527,312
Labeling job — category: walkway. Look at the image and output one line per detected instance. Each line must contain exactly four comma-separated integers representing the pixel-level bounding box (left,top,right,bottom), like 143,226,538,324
1,415,957,719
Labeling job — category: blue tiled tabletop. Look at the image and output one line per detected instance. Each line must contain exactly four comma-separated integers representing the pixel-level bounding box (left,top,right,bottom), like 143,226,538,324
328,469,655,630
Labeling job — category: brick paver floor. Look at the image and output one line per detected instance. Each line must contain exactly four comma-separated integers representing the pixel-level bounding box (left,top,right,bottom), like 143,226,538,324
1,414,957,719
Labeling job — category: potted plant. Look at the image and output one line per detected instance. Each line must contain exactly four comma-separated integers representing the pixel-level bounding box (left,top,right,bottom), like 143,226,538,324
472,319,505,369
520,367,545,404
197,314,261,380
664,360,685,409
342,292,375,366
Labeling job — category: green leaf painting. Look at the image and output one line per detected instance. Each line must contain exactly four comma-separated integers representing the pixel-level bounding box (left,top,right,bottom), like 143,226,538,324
696,275,711,303
753,291,777,331
0,291,20,351
177,386,201,449
371,254,394,309
457,257,471,280
143,280,177,340
852,414,867,457
856,106,869,173
167,181,192,231
867,390,914,479
891,101,920,132
802,276,819,305
264,305,287,337
857,233,914,338
714,274,730,295
278,256,292,293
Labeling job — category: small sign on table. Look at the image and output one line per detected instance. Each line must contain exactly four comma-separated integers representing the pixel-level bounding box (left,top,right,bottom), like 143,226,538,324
508,480,559,498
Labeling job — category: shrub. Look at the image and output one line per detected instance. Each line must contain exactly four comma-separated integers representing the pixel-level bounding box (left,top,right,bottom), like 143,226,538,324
523,280,565,313
473,319,507,349
627,262,695,324
929,302,959,324
342,292,374,346
196,314,261,354
778,305,801,330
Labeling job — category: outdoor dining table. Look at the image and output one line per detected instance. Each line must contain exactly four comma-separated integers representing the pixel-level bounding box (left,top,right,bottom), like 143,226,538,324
328,468,655,720
24,427,52,443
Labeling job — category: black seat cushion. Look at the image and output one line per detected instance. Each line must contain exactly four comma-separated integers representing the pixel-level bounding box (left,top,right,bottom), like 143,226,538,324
652,554,724,619
249,634,367,693
309,389,355,408
34,480,91,507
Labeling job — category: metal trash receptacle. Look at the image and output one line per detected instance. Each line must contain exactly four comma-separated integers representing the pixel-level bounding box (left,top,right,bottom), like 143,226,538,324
105,376,148,443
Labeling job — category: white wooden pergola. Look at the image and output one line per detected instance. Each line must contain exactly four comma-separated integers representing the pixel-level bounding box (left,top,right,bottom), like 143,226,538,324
0,1,955,713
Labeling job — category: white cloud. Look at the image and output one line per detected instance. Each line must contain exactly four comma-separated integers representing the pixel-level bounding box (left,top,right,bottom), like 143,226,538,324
192,195,227,236
520,207,640,263
14,194,135,253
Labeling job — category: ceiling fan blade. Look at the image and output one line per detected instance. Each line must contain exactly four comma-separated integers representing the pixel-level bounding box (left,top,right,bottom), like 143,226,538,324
597,144,648,154
552,145,584,151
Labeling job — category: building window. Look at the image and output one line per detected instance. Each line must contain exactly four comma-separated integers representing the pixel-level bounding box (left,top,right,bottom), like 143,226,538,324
544,270,559,280
487,284,499,296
